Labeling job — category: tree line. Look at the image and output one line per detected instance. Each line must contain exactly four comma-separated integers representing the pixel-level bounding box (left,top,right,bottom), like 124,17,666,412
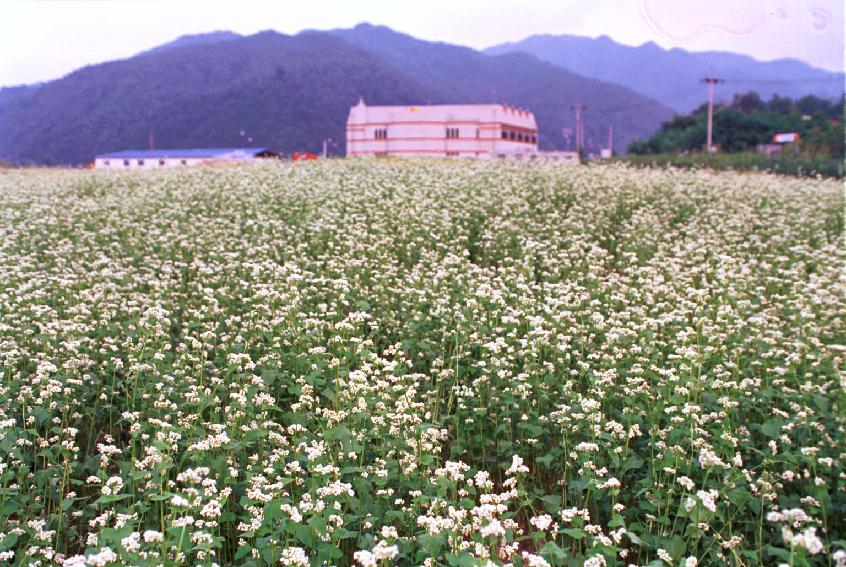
629,92,844,157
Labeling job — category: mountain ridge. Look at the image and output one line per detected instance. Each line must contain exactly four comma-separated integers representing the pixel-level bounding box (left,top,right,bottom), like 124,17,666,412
137,31,243,56
329,24,672,153
1,24,675,164
0,30,443,164
485,33,844,112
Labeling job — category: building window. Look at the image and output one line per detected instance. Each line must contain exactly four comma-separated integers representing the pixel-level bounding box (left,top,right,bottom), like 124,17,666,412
180,159,187,165
501,131,508,139
137,159,144,166
446,127,459,139
446,151,459,156
159,159,166,166
476,128,480,138
509,132,516,140
103,159,110,166
123,159,130,166
375,152,388,157
374,128,388,139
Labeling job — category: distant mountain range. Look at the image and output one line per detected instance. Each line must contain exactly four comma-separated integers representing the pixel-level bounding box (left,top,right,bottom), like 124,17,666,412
485,34,844,112
0,24,839,165
137,30,242,57
0,30,445,165
328,25,671,156
0,25,672,164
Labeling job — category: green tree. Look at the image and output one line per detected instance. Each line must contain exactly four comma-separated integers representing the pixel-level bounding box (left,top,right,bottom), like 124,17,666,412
628,92,843,158
732,91,766,114
766,94,794,114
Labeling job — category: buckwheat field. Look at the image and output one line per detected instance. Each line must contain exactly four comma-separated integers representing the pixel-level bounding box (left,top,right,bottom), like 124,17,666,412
0,160,843,567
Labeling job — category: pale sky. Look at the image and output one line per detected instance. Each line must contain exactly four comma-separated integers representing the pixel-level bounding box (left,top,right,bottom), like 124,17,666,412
1,0,843,88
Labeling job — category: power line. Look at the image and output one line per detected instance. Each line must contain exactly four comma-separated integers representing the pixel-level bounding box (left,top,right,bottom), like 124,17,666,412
722,77,843,84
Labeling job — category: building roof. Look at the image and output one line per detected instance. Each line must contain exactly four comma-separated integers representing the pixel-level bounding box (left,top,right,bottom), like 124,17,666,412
95,148,270,159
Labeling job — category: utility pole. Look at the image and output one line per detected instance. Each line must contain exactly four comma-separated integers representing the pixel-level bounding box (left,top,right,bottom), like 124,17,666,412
607,124,613,155
562,128,573,151
702,77,723,153
570,103,585,154
322,138,335,159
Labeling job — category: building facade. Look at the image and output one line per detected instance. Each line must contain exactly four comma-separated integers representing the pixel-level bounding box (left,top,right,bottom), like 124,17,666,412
346,100,538,159
93,148,277,169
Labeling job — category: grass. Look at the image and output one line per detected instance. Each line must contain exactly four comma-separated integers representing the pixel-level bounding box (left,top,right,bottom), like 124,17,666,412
616,152,845,179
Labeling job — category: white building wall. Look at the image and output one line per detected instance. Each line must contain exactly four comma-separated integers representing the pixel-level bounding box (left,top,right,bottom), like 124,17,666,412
94,157,210,169
346,101,539,158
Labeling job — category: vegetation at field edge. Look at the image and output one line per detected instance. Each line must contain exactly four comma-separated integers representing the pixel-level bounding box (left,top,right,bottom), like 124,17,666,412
615,152,845,179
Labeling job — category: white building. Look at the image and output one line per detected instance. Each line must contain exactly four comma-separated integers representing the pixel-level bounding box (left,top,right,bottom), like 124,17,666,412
93,147,277,169
346,99,539,159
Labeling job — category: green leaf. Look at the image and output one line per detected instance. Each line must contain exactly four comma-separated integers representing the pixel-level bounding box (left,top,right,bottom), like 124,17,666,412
149,493,173,502
0,533,18,551
540,541,568,562
518,423,546,437
540,494,562,510
761,421,781,438
332,528,358,539
766,546,792,561
234,546,252,561
726,488,752,507
608,515,626,528
459,498,475,510
446,552,478,567
292,523,316,548
418,533,445,557
95,493,130,505
665,536,685,559
536,453,556,468
561,528,585,540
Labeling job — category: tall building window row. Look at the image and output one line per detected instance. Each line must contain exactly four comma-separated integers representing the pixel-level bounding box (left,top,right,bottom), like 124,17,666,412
374,128,388,139
446,127,460,139
501,129,537,144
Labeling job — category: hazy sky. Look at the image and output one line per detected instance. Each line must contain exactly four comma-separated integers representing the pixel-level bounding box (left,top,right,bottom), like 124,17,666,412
2,0,843,87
